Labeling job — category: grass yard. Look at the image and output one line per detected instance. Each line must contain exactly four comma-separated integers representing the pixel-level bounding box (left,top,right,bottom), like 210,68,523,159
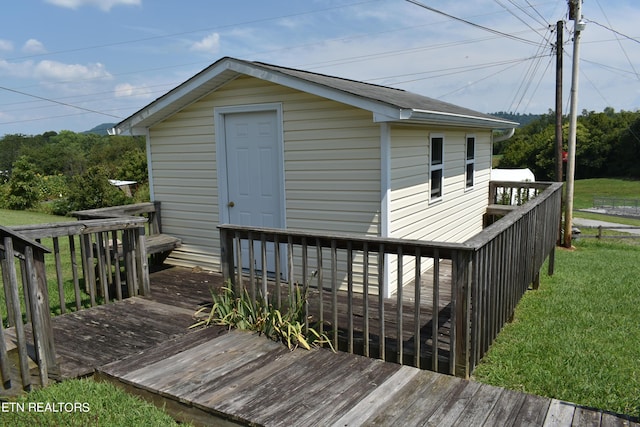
0,209,96,321
1,378,184,427
473,238,640,418
572,178,640,210
0,208,71,226
573,178,640,226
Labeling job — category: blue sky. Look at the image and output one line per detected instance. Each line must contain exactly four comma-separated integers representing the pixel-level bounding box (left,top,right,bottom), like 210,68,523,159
1,0,639,135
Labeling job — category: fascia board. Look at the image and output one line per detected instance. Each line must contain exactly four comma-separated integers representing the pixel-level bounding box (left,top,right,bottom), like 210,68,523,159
405,109,519,129
114,60,241,135
229,61,404,121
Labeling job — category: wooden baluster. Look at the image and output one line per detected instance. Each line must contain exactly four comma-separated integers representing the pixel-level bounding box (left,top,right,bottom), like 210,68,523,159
378,244,386,362
414,248,421,369
68,235,82,310
53,237,65,314
396,247,403,365
362,242,369,358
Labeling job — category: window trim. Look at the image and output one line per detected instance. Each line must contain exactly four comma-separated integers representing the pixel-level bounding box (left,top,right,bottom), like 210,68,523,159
429,133,444,203
465,134,475,190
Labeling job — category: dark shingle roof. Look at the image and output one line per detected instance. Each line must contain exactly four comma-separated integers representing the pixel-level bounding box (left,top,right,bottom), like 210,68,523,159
253,60,505,122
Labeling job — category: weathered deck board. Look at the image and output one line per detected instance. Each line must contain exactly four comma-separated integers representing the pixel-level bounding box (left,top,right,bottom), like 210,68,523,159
97,328,637,427
1,266,636,426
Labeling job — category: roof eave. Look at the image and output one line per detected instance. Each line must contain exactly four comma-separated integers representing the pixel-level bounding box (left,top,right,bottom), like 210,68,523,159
375,109,519,129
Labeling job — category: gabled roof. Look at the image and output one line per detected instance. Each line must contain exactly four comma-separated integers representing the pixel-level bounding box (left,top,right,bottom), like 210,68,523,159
112,56,518,135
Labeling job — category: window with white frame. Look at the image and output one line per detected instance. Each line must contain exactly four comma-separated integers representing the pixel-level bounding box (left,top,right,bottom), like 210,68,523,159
430,134,444,200
465,135,475,189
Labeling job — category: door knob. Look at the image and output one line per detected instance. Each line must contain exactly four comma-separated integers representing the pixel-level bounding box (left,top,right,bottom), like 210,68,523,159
228,201,235,207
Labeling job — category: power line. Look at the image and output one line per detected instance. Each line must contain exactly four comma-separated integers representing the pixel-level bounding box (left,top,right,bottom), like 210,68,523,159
522,0,551,26
436,59,532,98
404,0,543,46
592,0,640,81
494,0,549,37
5,0,381,62
583,19,640,45
0,85,123,119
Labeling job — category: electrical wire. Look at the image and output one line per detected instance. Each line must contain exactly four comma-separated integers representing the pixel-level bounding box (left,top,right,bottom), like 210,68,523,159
583,19,640,45
0,85,123,119
4,0,382,62
494,0,549,38
522,0,551,26
436,59,532,98
592,0,640,81
404,0,542,46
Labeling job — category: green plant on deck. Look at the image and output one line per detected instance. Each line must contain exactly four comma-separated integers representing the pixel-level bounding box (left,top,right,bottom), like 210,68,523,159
193,278,333,352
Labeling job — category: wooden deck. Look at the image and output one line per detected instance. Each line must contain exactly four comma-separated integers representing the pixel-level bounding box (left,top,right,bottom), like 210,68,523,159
2,266,637,426
96,328,637,427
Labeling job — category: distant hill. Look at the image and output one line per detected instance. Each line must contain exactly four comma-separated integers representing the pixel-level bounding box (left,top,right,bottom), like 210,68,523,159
83,123,116,135
489,112,542,127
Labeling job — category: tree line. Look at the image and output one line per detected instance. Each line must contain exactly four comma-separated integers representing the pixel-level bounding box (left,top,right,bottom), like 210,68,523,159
496,107,640,181
0,130,147,215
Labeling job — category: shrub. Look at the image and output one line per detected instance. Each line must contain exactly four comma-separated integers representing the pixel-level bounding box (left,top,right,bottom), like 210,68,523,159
5,156,41,210
66,166,131,212
37,174,68,201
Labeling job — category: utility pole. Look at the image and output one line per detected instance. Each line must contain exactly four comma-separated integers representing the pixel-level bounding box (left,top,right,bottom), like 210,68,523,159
563,0,585,247
555,20,564,245
555,20,563,183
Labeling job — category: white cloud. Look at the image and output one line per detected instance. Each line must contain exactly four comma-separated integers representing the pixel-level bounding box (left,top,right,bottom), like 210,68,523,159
0,59,34,77
0,39,13,52
190,33,220,55
22,39,46,54
114,82,153,99
33,60,112,81
45,0,141,12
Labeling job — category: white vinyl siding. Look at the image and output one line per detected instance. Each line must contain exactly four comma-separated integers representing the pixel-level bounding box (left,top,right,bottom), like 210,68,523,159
387,126,492,291
148,75,381,271
389,126,493,242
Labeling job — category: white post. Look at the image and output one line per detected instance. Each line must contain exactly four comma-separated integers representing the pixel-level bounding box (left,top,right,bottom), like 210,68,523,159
564,0,585,247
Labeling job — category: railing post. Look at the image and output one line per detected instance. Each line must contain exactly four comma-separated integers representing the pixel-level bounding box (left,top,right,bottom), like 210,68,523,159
452,249,472,379
2,238,34,391
136,225,150,296
25,246,58,386
220,227,235,287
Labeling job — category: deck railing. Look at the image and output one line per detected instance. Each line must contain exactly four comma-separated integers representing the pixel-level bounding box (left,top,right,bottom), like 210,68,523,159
219,181,563,378
1,217,149,391
0,226,55,390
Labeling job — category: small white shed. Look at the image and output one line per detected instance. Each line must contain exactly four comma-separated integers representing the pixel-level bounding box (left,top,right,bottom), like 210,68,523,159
112,57,517,294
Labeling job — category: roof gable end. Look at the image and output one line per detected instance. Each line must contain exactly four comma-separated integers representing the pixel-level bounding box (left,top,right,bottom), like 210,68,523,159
112,57,517,135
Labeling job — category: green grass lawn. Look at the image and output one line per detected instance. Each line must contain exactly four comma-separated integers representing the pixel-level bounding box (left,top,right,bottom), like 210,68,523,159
1,378,184,427
473,238,640,418
572,178,640,226
573,178,640,210
0,208,71,226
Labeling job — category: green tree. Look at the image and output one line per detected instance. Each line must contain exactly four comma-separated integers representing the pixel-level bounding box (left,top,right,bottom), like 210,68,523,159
87,135,146,179
5,156,41,210
116,148,148,184
0,134,30,174
66,166,130,212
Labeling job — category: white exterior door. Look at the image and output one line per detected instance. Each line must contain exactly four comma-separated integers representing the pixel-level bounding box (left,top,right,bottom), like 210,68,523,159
222,108,284,274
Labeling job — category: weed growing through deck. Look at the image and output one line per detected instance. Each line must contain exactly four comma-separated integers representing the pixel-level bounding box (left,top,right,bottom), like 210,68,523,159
193,279,334,352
